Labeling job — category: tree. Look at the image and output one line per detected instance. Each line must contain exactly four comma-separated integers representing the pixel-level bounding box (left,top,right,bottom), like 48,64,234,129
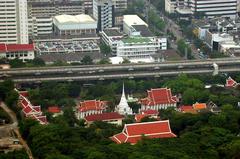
81,55,93,65
98,58,111,64
100,43,111,55
5,90,19,108
63,107,77,127
0,80,14,100
19,118,39,139
122,58,130,64
9,58,25,68
31,58,45,66
177,39,192,59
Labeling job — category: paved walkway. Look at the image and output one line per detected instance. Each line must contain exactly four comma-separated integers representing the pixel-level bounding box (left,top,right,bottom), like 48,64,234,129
0,102,34,159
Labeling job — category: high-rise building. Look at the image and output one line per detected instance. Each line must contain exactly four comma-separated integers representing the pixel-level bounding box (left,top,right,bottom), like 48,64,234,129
165,0,237,19
17,0,29,44
0,0,29,44
189,0,237,19
93,0,115,31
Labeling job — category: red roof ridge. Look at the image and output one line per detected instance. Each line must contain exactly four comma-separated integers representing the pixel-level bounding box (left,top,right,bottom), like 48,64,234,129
125,120,170,127
127,131,176,138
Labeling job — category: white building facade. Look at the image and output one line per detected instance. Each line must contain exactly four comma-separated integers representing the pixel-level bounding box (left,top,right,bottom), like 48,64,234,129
189,0,237,19
0,0,29,44
27,0,85,37
53,14,97,36
116,37,167,59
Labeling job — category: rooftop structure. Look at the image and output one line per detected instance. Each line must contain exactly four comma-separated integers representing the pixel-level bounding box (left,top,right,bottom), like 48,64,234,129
123,15,148,28
135,109,159,122
100,28,124,54
140,88,178,111
76,100,108,119
225,76,239,88
16,90,48,125
35,40,100,55
179,105,197,114
123,15,149,36
53,14,97,36
0,44,35,62
54,14,96,24
131,25,154,37
85,112,124,126
115,84,133,115
48,106,61,114
111,120,176,144
192,103,207,111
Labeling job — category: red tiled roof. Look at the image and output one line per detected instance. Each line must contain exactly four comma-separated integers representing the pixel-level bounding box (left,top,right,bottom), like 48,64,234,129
111,120,176,144
0,44,6,53
140,88,178,106
225,77,238,88
135,114,147,122
193,103,207,110
22,106,33,115
0,44,34,53
79,100,107,112
111,133,128,144
32,106,41,112
32,115,47,124
85,112,123,122
179,106,193,112
141,109,158,115
48,106,61,113
20,98,29,108
19,91,29,97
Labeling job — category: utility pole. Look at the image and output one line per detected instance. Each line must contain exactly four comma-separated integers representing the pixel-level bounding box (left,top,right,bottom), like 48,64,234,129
144,0,150,24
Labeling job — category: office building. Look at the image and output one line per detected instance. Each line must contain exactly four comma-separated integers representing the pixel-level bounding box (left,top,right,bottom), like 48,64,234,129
93,0,115,31
189,0,237,19
27,0,85,37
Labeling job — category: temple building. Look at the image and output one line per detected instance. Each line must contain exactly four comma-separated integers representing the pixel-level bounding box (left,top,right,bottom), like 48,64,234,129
135,109,159,122
115,84,133,115
111,120,176,144
16,89,48,125
84,112,124,126
140,88,178,111
225,76,239,88
76,100,108,119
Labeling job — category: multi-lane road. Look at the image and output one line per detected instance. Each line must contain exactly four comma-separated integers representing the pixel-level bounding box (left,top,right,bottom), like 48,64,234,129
0,58,240,83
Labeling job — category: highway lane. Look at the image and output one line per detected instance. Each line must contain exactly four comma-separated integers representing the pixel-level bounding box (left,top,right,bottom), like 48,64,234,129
2,66,239,83
6,63,240,79
1,57,240,76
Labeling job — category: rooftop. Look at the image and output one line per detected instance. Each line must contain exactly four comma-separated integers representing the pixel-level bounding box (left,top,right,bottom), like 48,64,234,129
103,28,123,37
48,106,61,113
111,120,176,144
140,88,178,106
132,25,153,37
85,112,124,122
79,100,107,112
123,15,148,27
0,44,34,53
54,14,95,24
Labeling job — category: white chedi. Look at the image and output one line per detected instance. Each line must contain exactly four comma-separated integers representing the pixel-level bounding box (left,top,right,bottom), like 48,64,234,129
116,84,133,115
